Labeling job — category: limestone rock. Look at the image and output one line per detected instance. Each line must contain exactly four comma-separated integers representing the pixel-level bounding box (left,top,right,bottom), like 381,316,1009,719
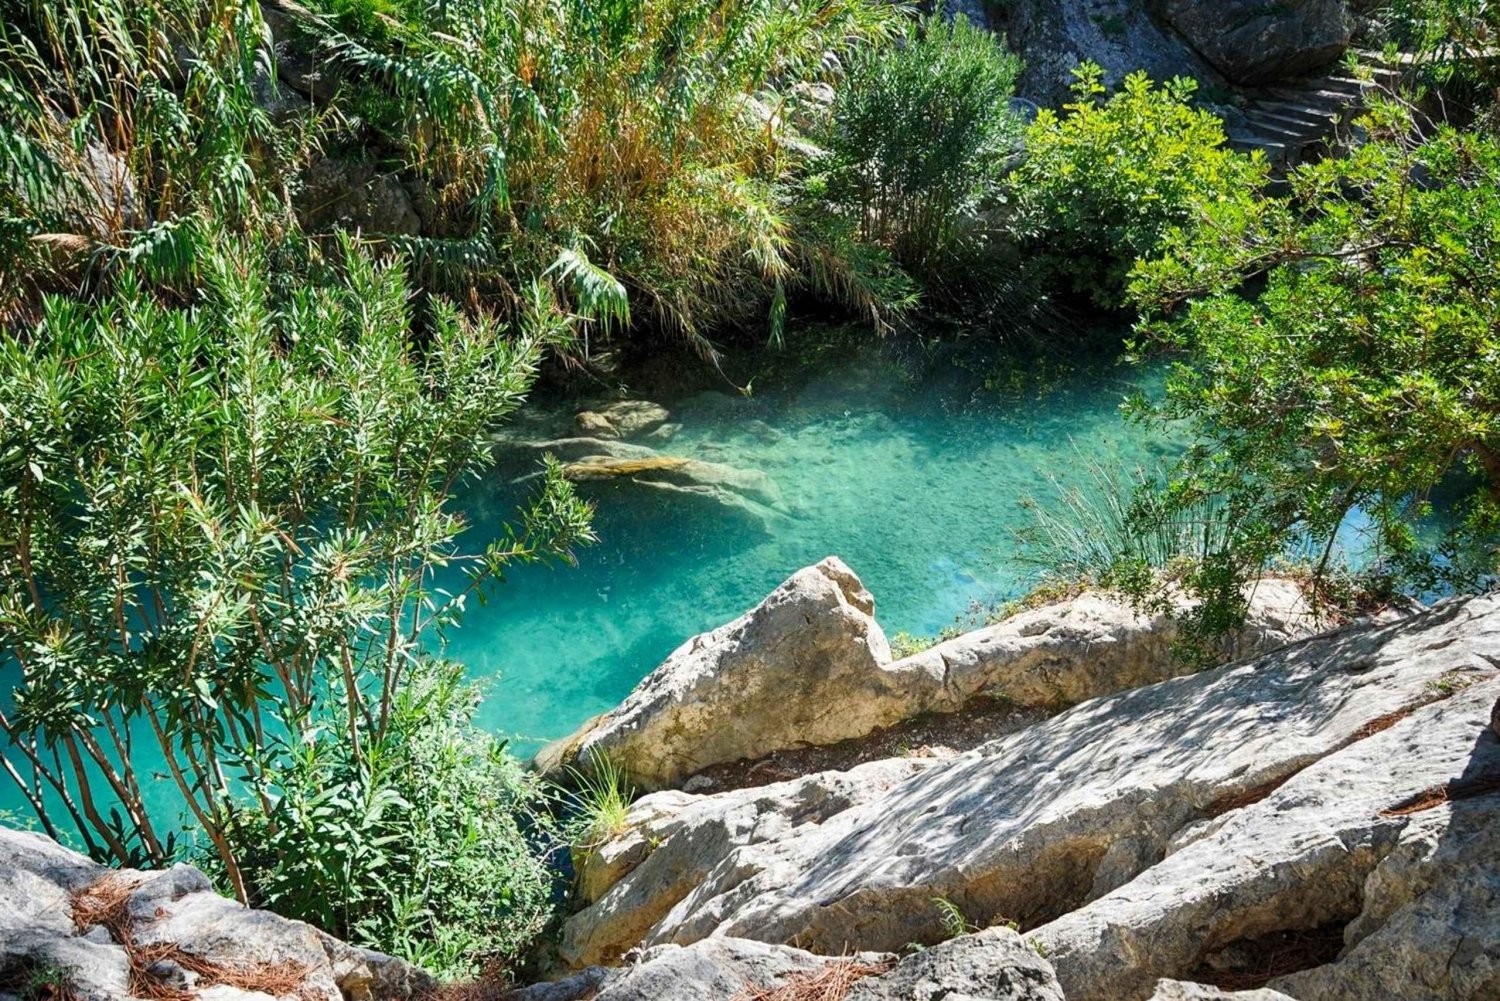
557,595,1498,970
534,932,1063,1001
0,828,428,1001
562,758,931,968
1037,671,1500,1000
574,411,617,437
1149,983,1298,1000
603,401,670,437
572,401,670,439
887,578,1313,713
496,435,786,530
993,0,1225,106
1154,0,1352,86
299,157,421,236
261,4,342,103
583,938,842,1001
542,571,1315,793
543,557,892,790
844,927,1065,1001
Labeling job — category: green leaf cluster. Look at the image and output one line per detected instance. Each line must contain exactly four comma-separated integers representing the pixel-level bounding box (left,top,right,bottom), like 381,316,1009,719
0,236,594,975
817,14,1023,291
1129,97,1500,607
1010,63,1268,310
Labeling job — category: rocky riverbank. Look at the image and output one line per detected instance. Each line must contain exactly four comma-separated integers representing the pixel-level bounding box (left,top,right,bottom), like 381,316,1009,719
534,562,1499,999
5,563,1496,1001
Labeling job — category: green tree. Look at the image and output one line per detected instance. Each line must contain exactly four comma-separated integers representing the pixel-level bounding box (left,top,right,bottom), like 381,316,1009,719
1011,63,1267,310
1127,99,1500,614
816,14,1022,290
0,238,593,964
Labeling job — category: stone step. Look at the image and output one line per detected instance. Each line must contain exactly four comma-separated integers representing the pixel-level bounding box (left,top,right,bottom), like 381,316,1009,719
1236,119,1328,143
1241,111,1330,139
1227,133,1293,155
1245,102,1340,128
1260,84,1368,104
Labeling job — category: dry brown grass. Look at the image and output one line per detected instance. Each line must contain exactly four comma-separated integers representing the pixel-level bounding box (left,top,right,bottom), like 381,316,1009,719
1351,707,1414,740
70,873,318,1001
731,958,893,1001
1381,772,1500,817
1192,922,1348,991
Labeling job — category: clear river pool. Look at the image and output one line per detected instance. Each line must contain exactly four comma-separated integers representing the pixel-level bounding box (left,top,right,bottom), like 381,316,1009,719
450,338,1174,756
0,335,1181,828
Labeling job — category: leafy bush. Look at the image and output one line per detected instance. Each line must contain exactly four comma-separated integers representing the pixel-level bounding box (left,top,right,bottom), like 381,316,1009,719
220,662,559,979
1127,99,1500,623
817,14,1022,290
1010,63,1267,309
0,237,593,975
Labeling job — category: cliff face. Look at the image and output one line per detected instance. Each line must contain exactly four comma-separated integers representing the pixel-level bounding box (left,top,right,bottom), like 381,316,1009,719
953,0,1354,106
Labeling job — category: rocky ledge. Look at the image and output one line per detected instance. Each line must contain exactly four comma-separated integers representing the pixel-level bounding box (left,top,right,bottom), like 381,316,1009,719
0,828,428,1001
540,561,1500,1000
536,558,1317,790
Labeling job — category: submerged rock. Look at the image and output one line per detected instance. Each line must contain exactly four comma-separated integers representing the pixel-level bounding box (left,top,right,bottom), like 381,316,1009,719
573,400,671,440
494,435,785,529
558,594,1500,990
0,828,428,1001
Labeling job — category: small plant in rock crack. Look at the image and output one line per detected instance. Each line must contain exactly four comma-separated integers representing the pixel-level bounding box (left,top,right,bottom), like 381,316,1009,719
0,962,78,1001
562,756,636,855
932,896,978,939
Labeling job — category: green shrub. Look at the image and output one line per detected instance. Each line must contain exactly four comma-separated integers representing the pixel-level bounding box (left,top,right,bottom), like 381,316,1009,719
0,236,593,977
818,14,1022,290
1128,99,1500,612
1010,63,1266,310
219,662,559,979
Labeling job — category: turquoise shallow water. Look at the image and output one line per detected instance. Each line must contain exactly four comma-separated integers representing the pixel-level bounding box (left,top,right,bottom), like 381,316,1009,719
0,338,1172,829
447,341,1172,755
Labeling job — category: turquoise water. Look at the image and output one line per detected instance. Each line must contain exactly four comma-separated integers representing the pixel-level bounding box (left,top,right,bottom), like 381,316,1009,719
448,341,1172,754
0,337,1172,830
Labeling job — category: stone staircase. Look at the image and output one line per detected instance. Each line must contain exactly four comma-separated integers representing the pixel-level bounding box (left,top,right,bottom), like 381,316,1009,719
1225,51,1406,167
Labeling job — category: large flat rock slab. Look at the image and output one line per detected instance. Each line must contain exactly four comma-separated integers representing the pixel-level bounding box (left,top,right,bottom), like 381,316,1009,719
1037,674,1500,999
559,596,1500,977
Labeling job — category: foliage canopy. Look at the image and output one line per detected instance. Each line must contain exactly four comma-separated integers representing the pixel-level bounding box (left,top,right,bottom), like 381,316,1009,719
1127,98,1500,619
0,238,593,973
